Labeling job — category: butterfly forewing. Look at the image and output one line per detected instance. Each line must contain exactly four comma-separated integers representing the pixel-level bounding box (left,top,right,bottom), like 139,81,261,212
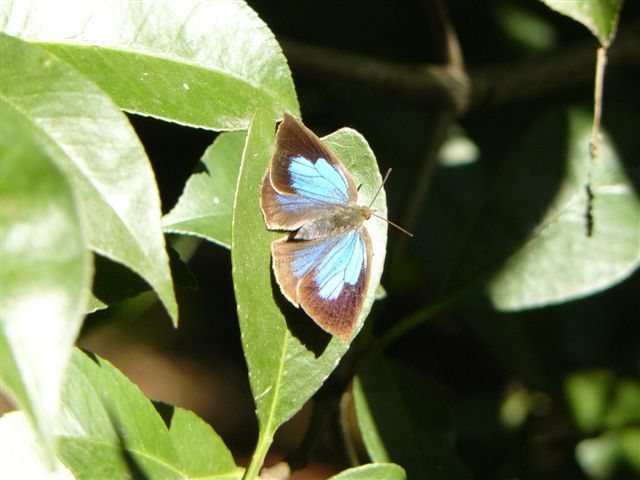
269,113,358,201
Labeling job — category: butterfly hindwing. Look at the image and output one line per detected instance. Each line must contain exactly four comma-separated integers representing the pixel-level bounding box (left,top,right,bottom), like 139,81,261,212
271,229,371,341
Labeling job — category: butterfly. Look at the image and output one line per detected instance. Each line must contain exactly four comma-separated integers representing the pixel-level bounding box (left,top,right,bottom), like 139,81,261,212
260,113,408,342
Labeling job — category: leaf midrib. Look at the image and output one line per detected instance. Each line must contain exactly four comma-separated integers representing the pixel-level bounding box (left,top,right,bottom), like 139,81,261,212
59,435,243,480
34,41,288,109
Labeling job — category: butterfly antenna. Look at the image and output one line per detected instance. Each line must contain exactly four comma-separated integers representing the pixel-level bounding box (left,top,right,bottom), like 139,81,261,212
371,212,414,237
367,169,414,237
368,168,392,208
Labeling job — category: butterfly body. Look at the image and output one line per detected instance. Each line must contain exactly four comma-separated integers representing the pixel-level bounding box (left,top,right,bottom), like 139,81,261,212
293,203,371,240
260,113,376,341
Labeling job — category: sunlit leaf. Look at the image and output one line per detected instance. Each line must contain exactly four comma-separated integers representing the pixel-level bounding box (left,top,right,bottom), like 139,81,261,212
232,112,387,451
328,463,406,480
163,131,246,248
1,0,299,130
0,33,178,322
0,412,74,480
0,104,91,462
56,348,243,479
576,427,640,478
540,0,624,46
487,108,639,310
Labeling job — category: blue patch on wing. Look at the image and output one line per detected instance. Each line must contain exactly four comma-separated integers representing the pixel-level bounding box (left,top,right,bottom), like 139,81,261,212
289,236,340,279
314,231,366,301
288,155,350,204
286,231,366,301
275,193,320,215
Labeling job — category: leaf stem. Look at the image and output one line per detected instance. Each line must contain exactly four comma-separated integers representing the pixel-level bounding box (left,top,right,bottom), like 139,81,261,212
585,46,608,237
242,430,274,480
590,47,608,161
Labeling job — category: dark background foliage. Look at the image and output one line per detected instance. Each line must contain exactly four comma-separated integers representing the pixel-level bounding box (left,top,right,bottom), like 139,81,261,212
64,1,640,478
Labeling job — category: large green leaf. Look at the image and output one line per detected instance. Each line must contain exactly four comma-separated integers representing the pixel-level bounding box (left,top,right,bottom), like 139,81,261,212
231,112,387,470
328,463,406,480
0,33,178,322
353,355,470,480
55,348,243,479
0,0,299,130
487,108,639,310
163,131,246,248
540,0,624,46
0,105,91,461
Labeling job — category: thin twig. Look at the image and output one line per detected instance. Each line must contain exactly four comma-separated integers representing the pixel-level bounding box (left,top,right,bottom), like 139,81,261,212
281,39,469,113
281,19,640,112
590,47,608,161
392,0,468,268
584,46,609,238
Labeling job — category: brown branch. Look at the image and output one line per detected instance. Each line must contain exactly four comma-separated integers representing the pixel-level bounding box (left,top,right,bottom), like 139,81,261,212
281,19,640,113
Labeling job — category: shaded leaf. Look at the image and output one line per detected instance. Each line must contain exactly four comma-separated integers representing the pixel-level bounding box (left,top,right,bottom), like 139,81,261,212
232,112,387,445
487,108,639,310
163,131,246,248
328,463,406,480
89,246,197,313
56,348,243,479
1,0,299,130
0,33,178,322
0,104,91,462
353,355,470,480
540,0,624,46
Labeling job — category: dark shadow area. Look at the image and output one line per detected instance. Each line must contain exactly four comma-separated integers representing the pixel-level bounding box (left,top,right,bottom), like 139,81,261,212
127,114,216,213
152,401,176,430
87,246,197,332
79,347,100,366
270,269,332,357
452,109,569,294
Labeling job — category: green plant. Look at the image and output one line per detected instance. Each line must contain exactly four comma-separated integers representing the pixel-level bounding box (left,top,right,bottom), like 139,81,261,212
1,1,638,479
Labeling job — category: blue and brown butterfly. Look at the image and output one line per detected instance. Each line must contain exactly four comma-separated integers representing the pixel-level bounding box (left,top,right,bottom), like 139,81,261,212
260,114,410,342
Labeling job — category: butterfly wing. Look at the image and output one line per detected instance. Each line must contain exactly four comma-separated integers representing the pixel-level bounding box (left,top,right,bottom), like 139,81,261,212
260,113,358,231
272,228,371,341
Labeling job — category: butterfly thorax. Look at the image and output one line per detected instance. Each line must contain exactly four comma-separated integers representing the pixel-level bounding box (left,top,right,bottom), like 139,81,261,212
293,203,371,240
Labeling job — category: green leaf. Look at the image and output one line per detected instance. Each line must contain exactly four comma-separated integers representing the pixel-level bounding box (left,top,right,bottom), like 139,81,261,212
565,369,616,434
487,108,639,310
328,463,406,480
55,348,243,479
0,104,91,462
576,427,640,478
1,0,299,130
232,113,387,469
353,355,470,480
0,33,178,323
0,412,74,480
540,0,624,46
565,370,640,434
163,131,246,248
